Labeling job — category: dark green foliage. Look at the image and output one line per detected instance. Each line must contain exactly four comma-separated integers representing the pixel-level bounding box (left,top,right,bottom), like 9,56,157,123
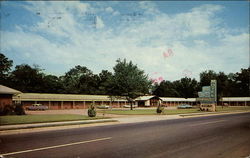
232,68,250,97
154,68,250,98
62,65,93,94
14,103,26,115
9,64,45,92
0,53,13,75
153,81,179,97
0,53,249,98
156,106,164,114
42,75,64,93
0,53,13,85
0,104,25,116
173,78,199,98
199,68,250,97
200,70,217,87
108,59,152,110
88,104,96,117
153,78,199,98
97,70,113,95
0,104,15,116
61,66,113,94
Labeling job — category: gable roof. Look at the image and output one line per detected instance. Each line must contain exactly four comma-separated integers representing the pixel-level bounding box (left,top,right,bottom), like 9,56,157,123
135,95,160,101
13,93,127,102
0,85,21,94
160,97,196,102
220,97,250,102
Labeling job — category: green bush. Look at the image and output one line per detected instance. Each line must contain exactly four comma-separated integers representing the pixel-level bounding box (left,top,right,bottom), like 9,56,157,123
0,104,15,116
156,106,164,114
88,104,96,117
14,103,26,115
0,104,26,116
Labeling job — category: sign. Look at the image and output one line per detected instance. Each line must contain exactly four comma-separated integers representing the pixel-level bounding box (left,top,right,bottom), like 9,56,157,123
197,97,215,105
202,86,210,92
197,80,217,112
210,80,217,102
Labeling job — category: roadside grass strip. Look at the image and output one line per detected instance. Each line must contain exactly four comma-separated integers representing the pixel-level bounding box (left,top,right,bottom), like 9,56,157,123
98,106,250,115
0,114,108,126
98,109,201,115
216,106,250,112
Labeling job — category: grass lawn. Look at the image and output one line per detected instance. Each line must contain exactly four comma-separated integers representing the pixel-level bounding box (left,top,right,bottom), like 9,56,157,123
98,108,201,115
98,106,250,115
216,106,250,112
0,114,107,126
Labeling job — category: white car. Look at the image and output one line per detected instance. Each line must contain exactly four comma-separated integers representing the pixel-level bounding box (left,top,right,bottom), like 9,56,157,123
97,105,110,109
123,104,138,108
26,104,49,110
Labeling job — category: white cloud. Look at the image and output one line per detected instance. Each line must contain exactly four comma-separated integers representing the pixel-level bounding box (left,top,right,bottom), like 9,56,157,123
96,16,105,29
1,2,249,81
105,7,113,13
138,1,160,15
194,40,208,46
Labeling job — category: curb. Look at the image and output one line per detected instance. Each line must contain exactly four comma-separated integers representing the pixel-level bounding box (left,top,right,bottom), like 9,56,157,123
0,119,117,131
179,110,250,117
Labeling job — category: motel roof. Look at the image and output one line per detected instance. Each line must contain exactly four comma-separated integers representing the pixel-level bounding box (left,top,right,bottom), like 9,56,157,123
160,97,196,102
135,96,196,102
135,95,160,101
220,97,250,102
0,85,21,94
13,93,127,102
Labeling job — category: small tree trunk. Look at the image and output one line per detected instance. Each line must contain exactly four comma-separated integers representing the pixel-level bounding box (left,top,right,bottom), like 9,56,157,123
130,101,133,110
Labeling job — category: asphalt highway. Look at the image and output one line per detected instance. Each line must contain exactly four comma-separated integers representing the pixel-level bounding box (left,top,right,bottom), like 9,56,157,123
0,112,250,158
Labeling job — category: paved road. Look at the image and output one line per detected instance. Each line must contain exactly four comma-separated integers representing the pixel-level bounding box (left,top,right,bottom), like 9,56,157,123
0,113,250,158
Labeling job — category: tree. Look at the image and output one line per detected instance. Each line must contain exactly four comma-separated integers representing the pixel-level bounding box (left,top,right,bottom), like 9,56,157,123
109,59,151,110
62,65,91,93
153,80,179,97
0,53,13,85
153,78,198,98
97,70,113,95
42,75,64,93
199,69,250,98
173,77,199,98
232,68,250,97
216,72,229,99
10,64,44,92
200,70,217,87
79,73,100,94
61,65,100,94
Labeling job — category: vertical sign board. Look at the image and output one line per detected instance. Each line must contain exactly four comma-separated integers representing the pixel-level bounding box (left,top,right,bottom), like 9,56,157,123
210,80,217,103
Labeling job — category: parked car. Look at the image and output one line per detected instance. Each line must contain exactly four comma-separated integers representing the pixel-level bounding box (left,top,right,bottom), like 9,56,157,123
123,104,138,108
26,104,49,111
177,104,192,109
97,105,110,109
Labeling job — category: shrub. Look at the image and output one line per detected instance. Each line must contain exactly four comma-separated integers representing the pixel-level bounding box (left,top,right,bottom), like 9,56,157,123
88,104,96,117
0,103,26,116
14,103,26,115
0,106,4,116
0,104,15,116
156,106,164,114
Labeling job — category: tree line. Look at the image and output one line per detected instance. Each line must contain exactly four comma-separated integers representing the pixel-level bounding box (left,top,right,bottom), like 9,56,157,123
1,53,249,99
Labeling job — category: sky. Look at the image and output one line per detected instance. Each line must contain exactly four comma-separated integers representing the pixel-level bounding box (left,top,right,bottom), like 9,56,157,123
0,1,249,82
